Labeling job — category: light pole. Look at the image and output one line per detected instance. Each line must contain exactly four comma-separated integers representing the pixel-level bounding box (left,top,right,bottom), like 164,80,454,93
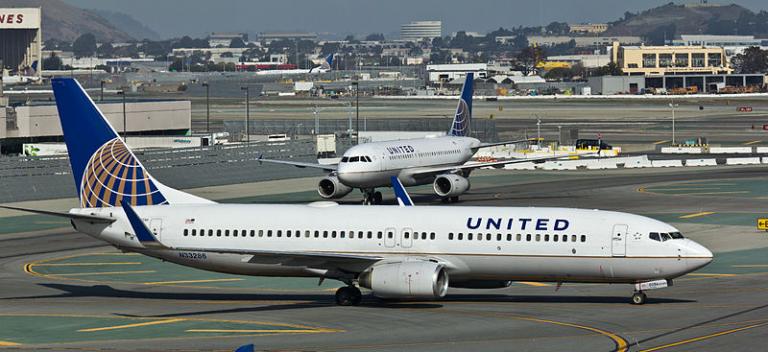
669,99,679,145
536,118,541,146
241,86,250,143
117,89,127,142
352,81,359,145
100,80,105,101
202,82,210,133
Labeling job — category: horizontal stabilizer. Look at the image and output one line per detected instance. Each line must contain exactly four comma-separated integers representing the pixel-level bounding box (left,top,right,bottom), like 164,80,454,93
0,205,115,223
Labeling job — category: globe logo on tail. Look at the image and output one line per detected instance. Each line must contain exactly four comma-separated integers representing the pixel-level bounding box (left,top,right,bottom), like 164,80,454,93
79,138,167,208
450,99,470,136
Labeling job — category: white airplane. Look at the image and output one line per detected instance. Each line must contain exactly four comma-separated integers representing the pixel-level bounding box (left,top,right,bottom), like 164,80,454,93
3,77,713,306
1,61,41,86
260,73,586,204
254,54,334,76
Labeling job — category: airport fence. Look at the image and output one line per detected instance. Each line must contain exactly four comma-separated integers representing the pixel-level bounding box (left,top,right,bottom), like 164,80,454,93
0,138,353,204
223,118,499,142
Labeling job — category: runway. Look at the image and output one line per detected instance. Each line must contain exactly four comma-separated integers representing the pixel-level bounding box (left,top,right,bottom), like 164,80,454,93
1,166,768,351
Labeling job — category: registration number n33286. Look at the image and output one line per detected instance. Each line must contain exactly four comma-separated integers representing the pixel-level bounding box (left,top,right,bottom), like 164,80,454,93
178,252,207,260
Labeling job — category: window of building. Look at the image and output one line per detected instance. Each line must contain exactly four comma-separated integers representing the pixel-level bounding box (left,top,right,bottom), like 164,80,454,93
708,53,722,67
692,53,705,67
674,53,688,67
659,53,672,67
642,53,657,68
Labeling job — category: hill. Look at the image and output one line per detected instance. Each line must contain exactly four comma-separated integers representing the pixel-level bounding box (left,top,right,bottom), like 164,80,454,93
604,3,766,43
0,0,136,42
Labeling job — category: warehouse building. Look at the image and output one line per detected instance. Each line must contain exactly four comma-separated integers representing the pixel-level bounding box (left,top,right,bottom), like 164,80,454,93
0,7,42,79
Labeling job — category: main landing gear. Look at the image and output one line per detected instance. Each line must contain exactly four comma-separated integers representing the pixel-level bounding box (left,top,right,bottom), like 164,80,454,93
335,286,362,306
362,189,383,205
441,196,460,203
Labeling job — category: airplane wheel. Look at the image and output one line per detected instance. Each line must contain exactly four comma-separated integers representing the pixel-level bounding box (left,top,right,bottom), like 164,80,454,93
335,286,361,306
373,192,383,205
450,196,459,203
631,292,647,305
441,197,450,203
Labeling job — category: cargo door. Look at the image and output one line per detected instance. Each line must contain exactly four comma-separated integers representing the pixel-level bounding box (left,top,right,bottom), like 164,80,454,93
611,224,628,257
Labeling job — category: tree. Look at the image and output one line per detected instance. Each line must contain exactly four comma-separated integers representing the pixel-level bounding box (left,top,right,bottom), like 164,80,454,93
229,38,246,48
591,62,624,76
516,45,545,75
732,46,768,73
96,42,114,58
72,33,97,58
546,22,570,35
43,52,63,70
365,33,385,41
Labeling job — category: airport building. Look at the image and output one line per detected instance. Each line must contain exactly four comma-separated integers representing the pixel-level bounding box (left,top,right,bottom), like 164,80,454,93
568,23,608,34
611,42,732,76
0,7,42,79
400,21,442,42
208,32,248,48
0,101,191,154
523,35,642,48
671,35,768,58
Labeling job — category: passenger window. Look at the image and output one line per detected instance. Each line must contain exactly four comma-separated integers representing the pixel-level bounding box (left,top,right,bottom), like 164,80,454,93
526,234,531,241
276,230,282,237
497,234,502,241
449,232,454,240
430,232,436,240
580,235,586,242
544,234,549,242
217,230,222,237
571,235,577,242
404,232,409,239
232,230,238,237
468,233,473,240
330,231,336,238
458,233,464,240
258,229,264,237
340,231,345,238
516,234,521,241
554,234,559,242
649,232,660,241
507,234,512,241
377,231,383,239
267,230,272,237
184,229,189,236
208,229,213,236
314,230,320,238
562,234,567,242
387,231,393,239
536,234,541,242
366,231,372,239
323,231,328,238
250,230,255,237
286,230,292,237
487,233,492,241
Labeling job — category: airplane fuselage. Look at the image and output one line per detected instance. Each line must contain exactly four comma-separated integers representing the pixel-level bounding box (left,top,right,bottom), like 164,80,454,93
73,204,712,284
337,136,481,188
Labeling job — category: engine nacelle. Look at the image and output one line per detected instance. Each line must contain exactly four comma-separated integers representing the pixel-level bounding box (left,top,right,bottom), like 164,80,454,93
317,176,353,199
433,174,470,198
358,261,449,299
450,280,512,289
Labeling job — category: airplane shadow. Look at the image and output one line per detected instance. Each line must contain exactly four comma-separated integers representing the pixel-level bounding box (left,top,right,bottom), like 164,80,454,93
2,283,693,318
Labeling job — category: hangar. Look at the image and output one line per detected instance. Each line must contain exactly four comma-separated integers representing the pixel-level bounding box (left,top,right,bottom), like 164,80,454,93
0,7,42,79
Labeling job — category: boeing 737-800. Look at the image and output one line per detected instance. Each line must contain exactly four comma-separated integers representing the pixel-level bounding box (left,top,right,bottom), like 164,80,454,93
253,54,334,76
260,73,587,204
4,78,712,307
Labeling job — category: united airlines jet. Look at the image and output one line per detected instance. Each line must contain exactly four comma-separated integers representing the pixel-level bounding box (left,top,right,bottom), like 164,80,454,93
254,54,334,76
260,73,584,204
4,78,712,306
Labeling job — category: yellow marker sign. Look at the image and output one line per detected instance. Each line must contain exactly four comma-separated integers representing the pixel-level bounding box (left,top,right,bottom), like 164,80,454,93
757,218,768,231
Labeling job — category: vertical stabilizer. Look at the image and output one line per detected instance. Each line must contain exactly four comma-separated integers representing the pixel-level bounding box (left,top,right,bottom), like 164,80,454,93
448,73,473,137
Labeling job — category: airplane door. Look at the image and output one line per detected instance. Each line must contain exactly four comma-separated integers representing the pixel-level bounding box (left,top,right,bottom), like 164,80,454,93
149,218,163,240
401,227,413,248
611,224,628,257
384,227,396,248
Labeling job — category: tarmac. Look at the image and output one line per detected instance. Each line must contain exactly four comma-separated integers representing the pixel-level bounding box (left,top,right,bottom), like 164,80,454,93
1,166,768,351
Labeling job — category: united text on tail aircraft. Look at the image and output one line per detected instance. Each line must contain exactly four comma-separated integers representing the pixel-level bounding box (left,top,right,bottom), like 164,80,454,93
259,73,579,204
4,78,713,306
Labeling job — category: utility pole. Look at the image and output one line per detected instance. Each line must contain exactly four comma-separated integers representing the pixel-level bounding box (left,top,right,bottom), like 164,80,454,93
670,99,678,145
117,89,127,142
241,86,250,143
352,81,359,145
100,80,105,101
202,82,210,133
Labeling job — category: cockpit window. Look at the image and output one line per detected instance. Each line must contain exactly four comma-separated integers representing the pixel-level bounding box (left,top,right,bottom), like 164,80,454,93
341,157,349,162
670,232,684,239
649,232,660,241
660,233,672,241
363,156,372,162
350,156,359,162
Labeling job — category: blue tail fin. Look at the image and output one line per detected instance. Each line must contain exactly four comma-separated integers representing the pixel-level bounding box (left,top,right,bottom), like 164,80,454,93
448,73,473,137
325,53,334,67
51,78,212,208
390,176,414,207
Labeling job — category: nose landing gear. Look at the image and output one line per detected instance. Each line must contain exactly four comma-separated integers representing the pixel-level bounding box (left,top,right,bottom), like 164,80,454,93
631,291,647,305
362,189,383,205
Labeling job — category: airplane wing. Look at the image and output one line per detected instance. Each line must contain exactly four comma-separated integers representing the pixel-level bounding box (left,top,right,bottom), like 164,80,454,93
258,157,337,171
0,205,116,223
474,138,536,150
406,153,598,177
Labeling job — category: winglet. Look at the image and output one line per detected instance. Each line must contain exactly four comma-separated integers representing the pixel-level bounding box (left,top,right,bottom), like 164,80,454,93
121,202,164,247
390,176,414,207
234,344,254,352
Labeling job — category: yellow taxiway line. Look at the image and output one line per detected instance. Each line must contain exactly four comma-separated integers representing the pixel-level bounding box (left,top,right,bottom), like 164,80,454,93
516,281,551,287
743,140,762,145
639,321,768,351
679,211,715,219
32,262,142,267
517,317,628,352
0,341,20,346
186,329,336,334
54,270,156,277
78,318,186,332
143,278,244,285
653,140,670,145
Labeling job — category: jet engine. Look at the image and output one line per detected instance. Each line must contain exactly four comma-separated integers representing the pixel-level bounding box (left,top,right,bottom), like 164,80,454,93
433,174,470,198
317,176,353,199
358,261,449,299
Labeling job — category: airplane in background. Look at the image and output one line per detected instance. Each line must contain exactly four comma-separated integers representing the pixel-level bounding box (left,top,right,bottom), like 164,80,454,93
1,61,41,86
259,73,590,204
4,77,712,306
253,53,334,76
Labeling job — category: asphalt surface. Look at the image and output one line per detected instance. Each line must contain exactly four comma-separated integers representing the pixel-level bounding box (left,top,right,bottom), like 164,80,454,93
1,166,767,351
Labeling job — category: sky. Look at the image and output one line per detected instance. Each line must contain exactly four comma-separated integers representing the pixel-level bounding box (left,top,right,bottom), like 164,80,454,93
64,0,768,39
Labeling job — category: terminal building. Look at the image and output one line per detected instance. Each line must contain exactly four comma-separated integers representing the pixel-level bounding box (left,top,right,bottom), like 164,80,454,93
400,21,442,42
611,42,732,76
0,7,42,79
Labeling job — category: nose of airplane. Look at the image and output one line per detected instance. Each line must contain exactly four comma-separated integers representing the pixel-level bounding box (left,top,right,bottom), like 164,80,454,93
684,239,714,271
